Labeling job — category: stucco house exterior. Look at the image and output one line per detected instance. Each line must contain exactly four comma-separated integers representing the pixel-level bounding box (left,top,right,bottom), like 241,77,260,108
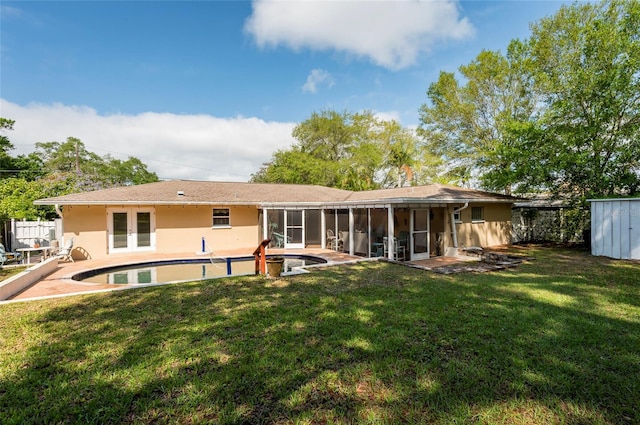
34,180,518,261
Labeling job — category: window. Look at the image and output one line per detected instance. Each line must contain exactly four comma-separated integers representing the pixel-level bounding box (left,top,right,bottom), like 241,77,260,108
212,208,230,227
453,211,462,223
471,206,484,222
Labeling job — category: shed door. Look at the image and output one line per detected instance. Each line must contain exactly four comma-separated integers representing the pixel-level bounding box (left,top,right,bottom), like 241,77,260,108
631,205,640,259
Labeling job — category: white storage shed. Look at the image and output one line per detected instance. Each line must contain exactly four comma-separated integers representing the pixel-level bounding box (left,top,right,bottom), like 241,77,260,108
589,198,640,260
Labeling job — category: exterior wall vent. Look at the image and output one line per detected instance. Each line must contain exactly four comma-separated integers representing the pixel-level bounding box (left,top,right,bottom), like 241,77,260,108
177,191,185,196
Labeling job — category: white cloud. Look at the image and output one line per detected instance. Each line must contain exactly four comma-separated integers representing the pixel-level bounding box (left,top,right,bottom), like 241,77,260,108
245,0,475,70
373,110,402,123
302,69,334,94
0,99,296,182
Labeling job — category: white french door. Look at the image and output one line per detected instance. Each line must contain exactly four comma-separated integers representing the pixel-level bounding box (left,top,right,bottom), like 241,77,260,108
285,210,305,249
410,209,430,260
108,208,156,253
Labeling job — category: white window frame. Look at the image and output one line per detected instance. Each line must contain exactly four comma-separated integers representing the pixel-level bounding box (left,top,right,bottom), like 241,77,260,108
107,207,156,253
453,211,462,223
212,208,231,228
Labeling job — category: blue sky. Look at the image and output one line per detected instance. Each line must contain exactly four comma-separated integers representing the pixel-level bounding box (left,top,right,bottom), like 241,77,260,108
1,0,570,181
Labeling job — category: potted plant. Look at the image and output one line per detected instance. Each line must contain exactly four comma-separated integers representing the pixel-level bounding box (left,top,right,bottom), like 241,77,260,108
265,256,285,277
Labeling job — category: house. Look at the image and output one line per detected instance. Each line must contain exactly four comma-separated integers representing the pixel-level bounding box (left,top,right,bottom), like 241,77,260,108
34,180,518,261
589,198,640,260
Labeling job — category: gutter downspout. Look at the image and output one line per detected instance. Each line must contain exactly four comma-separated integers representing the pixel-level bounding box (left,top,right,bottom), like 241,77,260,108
53,204,64,249
447,203,469,256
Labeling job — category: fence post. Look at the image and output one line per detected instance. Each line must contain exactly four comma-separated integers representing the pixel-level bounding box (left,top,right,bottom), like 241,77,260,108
10,218,16,251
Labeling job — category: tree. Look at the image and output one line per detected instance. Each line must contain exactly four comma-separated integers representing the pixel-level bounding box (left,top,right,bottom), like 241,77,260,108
250,147,332,186
377,120,415,188
0,118,47,180
419,0,640,201
0,118,16,180
0,177,66,221
11,153,46,181
418,43,540,194
34,137,159,191
0,118,15,154
0,125,159,221
253,110,385,190
253,109,451,190
101,156,160,186
35,137,103,175
521,0,640,200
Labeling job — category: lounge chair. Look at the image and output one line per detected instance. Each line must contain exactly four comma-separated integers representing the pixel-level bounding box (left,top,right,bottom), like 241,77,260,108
56,238,75,263
0,243,22,266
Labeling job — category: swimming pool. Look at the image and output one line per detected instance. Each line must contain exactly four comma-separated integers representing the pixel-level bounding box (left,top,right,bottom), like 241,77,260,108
72,255,327,285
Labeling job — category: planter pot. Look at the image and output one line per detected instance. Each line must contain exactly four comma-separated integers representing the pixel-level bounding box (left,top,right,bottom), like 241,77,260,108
266,257,285,277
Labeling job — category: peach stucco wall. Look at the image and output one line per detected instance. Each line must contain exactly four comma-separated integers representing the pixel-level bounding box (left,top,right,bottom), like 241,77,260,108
61,205,108,260
155,205,259,254
454,203,512,248
61,202,512,260
62,205,260,260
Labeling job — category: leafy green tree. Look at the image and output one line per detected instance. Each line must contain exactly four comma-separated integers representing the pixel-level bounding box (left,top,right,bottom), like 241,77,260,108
0,126,159,220
0,118,15,154
253,109,452,190
521,0,640,200
377,120,424,188
35,137,103,174
419,0,639,201
253,110,385,190
0,118,47,180
0,118,17,179
250,148,331,186
0,177,64,220
100,155,160,186
11,153,46,181
418,44,539,194
34,137,158,191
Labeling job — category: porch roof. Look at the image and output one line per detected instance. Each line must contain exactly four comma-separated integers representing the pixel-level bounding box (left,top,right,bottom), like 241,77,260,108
34,180,520,207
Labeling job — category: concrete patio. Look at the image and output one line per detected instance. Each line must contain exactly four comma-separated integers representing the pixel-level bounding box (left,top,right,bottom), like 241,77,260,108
4,246,501,302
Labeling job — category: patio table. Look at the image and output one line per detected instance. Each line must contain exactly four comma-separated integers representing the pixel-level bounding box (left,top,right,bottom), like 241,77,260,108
17,246,55,264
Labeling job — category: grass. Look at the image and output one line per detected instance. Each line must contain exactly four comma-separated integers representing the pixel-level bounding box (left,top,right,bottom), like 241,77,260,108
0,265,27,281
0,246,638,424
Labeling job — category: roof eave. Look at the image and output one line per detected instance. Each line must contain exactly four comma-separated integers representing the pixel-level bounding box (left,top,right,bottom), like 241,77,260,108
33,200,262,207
35,197,519,207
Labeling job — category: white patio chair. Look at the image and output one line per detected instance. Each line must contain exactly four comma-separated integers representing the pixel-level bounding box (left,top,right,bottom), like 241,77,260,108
383,236,406,261
56,238,75,263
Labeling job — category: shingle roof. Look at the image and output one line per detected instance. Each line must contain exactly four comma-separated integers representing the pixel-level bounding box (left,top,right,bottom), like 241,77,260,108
34,180,519,206
344,184,516,203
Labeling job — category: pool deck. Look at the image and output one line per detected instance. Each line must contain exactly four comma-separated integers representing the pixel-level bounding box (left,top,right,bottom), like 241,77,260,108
5,247,486,302
6,248,364,302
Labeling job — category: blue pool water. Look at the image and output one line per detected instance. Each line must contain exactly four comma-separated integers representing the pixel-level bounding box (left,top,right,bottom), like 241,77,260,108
73,255,326,285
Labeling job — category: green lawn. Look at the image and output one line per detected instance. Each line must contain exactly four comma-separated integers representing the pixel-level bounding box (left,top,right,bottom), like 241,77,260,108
0,265,27,282
1,247,638,424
